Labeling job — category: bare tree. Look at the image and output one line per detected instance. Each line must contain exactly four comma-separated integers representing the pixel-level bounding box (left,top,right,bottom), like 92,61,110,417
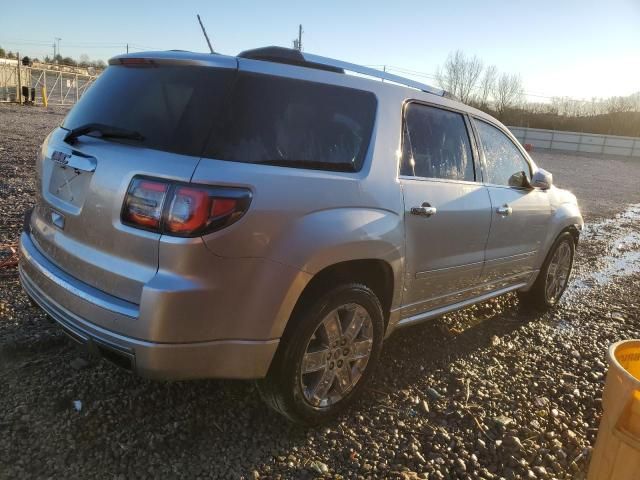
478,65,497,107
436,50,483,103
493,73,523,116
78,53,91,67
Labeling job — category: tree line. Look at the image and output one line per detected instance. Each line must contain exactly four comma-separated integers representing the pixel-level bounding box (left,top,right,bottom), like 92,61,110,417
435,50,640,137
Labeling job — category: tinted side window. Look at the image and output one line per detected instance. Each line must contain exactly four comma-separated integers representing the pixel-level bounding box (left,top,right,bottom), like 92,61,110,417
206,73,377,172
401,103,474,181
475,120,531,186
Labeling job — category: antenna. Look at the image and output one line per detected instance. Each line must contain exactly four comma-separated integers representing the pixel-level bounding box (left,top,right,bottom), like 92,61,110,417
292,24,303,51
196,14,214,53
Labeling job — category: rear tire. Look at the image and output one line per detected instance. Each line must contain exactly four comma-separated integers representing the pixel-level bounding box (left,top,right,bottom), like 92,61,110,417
257,283,384,425
518,231,575,310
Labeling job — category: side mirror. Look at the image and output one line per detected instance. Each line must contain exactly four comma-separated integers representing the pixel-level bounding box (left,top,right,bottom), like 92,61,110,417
531,168,553,190
508,171,531,188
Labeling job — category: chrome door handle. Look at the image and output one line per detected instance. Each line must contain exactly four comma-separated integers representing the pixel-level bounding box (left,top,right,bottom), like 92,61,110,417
496,204,513,216
411,203,437,217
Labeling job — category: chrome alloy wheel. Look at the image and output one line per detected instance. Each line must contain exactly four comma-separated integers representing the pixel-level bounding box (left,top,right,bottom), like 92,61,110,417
545,241,572,303
299,303,374,408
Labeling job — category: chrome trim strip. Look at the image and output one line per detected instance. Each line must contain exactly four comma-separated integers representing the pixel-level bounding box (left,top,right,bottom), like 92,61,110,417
396,283,527,328
20,232,139,318
302,53,445,96
484,251,537,265
415,261,484,279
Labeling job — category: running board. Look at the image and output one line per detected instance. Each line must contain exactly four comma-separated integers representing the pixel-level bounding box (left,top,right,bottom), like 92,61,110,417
396,283,526,329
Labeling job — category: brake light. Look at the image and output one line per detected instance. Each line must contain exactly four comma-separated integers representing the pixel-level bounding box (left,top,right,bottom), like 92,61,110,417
118,58,156,67
122,177,251,237
122,179,168,229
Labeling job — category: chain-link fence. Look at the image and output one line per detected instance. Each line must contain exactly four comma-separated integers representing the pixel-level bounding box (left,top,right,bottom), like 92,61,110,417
0,62,97,106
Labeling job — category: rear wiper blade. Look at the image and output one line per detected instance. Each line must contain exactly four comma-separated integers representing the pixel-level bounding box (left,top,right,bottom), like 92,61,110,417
63,123,144,144
259,159,356,172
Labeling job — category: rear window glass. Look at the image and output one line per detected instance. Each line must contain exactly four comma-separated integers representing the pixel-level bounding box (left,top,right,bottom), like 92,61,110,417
63,67,377,172
205,73,377,172
62,65,235,157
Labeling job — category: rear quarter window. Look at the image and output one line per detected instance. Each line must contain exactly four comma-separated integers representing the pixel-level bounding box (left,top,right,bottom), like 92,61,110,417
204,73,378,172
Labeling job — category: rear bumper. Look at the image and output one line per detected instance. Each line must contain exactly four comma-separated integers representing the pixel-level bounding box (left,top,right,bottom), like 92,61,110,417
19,231,279,380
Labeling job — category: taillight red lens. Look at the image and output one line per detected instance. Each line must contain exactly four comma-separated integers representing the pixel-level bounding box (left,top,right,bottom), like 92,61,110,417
211,198,238,218
166,187,212,234
122,179,168,230
122,177,251,237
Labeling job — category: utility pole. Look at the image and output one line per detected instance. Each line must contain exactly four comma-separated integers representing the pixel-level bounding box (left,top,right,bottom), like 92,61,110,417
126,43,129,54
52,40,56,60
55,37,61,61
293,24,303,51
17,51,22,105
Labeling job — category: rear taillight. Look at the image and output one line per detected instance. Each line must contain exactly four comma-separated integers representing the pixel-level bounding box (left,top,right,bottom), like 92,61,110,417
122,177,252,237
122,179,168,230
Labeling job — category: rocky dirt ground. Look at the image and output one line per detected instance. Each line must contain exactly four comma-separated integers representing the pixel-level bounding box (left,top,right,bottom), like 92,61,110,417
0,103,639,479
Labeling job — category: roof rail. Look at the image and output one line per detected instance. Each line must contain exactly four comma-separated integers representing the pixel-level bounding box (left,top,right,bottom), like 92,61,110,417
302,53,445,96
238,46,446,97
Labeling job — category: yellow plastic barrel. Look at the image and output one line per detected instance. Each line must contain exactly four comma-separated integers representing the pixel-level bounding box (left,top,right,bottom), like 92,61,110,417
588,340,640,479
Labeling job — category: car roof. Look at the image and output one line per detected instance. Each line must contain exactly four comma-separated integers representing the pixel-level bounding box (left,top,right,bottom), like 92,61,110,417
108,48,498,125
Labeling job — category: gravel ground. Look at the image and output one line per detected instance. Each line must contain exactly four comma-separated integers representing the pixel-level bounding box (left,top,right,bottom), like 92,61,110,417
531,149,640,219
1,103,639,479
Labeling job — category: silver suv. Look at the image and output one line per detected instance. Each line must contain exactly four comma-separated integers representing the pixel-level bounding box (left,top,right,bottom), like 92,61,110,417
19,47,583,424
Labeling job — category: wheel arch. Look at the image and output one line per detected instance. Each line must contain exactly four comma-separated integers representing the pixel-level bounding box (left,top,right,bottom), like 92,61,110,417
279,259,396,343
541,202,583,259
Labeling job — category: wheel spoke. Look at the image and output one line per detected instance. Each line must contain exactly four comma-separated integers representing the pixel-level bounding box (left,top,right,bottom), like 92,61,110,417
342,307,365,342
350,338,373,360
334,366,353,393
302,349,330,374
559,248,569,266
322,312,342,345
546,275,557,300
311,369,335,405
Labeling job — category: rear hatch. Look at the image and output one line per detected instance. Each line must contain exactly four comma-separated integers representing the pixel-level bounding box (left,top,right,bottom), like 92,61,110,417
30,54,237,303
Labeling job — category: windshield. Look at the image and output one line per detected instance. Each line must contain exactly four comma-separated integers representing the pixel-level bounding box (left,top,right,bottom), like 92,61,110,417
62,65,235,157
63,65,377,171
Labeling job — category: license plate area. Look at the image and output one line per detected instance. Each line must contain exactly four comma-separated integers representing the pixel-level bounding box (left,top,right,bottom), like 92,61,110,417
48,163,93,208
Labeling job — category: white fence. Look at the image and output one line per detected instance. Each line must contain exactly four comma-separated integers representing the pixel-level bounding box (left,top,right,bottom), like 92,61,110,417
0,62,97,106
509,126,640,158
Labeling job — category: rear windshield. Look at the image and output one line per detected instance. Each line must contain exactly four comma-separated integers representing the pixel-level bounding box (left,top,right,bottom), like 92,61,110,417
63,65,235,157
64,65,377,172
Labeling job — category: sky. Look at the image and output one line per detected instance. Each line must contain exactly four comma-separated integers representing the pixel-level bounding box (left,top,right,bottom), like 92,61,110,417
1,0,639,101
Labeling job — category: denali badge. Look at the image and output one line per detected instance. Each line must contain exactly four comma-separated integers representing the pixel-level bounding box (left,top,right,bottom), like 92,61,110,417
51,150,70,166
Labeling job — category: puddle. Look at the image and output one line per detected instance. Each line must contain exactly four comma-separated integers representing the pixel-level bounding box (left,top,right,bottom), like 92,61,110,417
565,203,640,298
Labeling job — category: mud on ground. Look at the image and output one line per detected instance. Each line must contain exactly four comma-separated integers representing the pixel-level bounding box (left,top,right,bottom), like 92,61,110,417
0,104,639,479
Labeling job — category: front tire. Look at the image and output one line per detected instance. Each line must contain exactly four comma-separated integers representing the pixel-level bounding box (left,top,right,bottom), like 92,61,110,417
257,283,384,425
518,231,575,309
